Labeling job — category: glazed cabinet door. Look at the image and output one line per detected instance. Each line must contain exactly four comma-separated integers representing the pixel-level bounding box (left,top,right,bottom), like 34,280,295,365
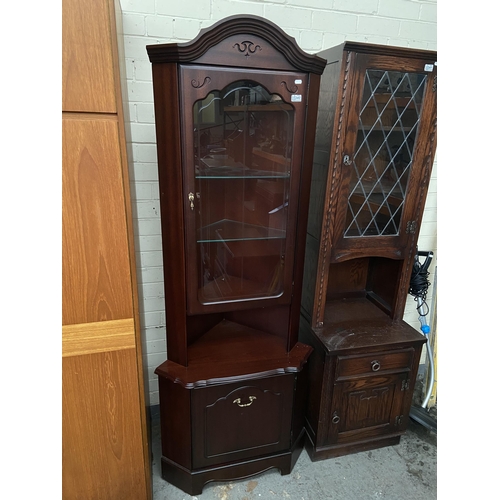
331,52,437,260
180,66,307,314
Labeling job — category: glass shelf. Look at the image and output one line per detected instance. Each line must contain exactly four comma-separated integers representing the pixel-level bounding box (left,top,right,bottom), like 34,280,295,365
196,158,290,179
198,219,286,243
224,103,293,112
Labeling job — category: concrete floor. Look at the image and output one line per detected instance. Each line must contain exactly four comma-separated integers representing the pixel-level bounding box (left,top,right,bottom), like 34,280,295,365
150,408,437,500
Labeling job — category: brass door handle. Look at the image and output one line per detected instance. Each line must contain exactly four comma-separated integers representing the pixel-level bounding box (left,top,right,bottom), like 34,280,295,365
188,192,195,210
233,396,256,407
332,411,340,424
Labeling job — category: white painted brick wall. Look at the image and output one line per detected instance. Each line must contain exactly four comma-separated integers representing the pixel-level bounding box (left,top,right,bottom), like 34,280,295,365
118,0,437,406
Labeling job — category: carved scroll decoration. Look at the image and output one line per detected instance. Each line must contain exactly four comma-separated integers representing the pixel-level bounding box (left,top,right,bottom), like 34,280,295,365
233,40,262,57
280,81,298,94
191,77,211,89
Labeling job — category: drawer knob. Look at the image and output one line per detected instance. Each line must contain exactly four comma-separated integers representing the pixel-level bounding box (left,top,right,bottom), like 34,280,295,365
233,396,256,408
371,360,381,372
332,412,340,424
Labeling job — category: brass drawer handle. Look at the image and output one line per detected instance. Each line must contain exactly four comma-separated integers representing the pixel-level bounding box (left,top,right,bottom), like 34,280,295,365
371,360,381,372
233,396,256,407
332,412,340,424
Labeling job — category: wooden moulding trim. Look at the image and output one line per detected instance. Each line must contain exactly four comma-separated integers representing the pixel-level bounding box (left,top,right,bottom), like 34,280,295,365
155,344,313,389
313,51,352,328
342,41,436,61
331,246,403,263
146,15,326,74
62,318,136,357
166,367,305,390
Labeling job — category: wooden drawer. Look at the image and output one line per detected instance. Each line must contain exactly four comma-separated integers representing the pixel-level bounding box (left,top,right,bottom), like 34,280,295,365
336,348,414,380
191,374,295,468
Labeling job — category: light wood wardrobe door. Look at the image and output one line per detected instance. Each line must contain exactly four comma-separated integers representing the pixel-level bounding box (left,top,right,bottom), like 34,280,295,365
62,349,148,499
62,118,150,499
62,0,116,113
62,117,133,325
62,0,151,497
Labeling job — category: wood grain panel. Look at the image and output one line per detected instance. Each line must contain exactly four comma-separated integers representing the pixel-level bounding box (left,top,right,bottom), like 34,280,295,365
62,318,135,357
62,349,148,499
62,0,116,113
62,116,133,325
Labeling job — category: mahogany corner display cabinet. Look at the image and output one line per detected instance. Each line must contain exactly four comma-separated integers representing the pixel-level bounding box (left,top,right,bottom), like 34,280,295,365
146,16,325,495
299,42,437,461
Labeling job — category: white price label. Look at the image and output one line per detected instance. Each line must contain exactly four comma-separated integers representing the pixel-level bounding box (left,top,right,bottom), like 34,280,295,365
424,64,434,72
291,94,302,102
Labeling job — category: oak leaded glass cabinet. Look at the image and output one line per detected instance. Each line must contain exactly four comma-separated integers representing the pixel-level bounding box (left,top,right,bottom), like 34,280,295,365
299,42,437,460
146,16,325,494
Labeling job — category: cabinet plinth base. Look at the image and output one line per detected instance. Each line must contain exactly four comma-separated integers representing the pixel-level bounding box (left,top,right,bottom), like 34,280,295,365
161,431,305,496
304,427,401,462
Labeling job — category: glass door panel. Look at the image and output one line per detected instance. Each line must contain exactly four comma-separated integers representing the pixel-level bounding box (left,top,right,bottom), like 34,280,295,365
344,69,427,237
193,80,294,304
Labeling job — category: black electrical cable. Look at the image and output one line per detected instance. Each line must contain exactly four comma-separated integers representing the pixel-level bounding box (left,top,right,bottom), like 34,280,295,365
408,259,431,316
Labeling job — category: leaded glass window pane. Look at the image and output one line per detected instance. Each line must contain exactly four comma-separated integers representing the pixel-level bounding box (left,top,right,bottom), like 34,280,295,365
344,69,427,237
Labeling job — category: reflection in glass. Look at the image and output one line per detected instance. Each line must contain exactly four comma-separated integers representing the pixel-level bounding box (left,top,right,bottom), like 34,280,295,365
193,81,294,304
344,69,427,237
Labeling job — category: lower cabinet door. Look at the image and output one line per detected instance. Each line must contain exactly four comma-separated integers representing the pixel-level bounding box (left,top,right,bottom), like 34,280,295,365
191,375,294,468
327,372,408,445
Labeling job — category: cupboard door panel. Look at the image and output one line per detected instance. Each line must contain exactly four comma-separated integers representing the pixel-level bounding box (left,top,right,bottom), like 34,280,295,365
191,375,294,468
62,0,116,112
62,349,148,499
328,372,406,445
62,117,133,325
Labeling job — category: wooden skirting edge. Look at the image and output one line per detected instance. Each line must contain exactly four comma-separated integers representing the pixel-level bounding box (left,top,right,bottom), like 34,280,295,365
62,318,136,357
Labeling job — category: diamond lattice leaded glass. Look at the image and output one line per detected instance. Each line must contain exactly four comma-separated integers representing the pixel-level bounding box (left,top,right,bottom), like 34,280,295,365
343,69,427,237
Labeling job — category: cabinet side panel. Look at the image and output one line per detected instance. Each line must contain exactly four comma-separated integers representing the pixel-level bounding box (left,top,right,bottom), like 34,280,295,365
291,368,308,445
298,316,327,440
301,235,319,322
288,72,322,349
159,377,192,469
307,59,341,240
307,46,345,240
301,59,340,321
313,51,357,326
400,342,425,430
151,63,188,365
